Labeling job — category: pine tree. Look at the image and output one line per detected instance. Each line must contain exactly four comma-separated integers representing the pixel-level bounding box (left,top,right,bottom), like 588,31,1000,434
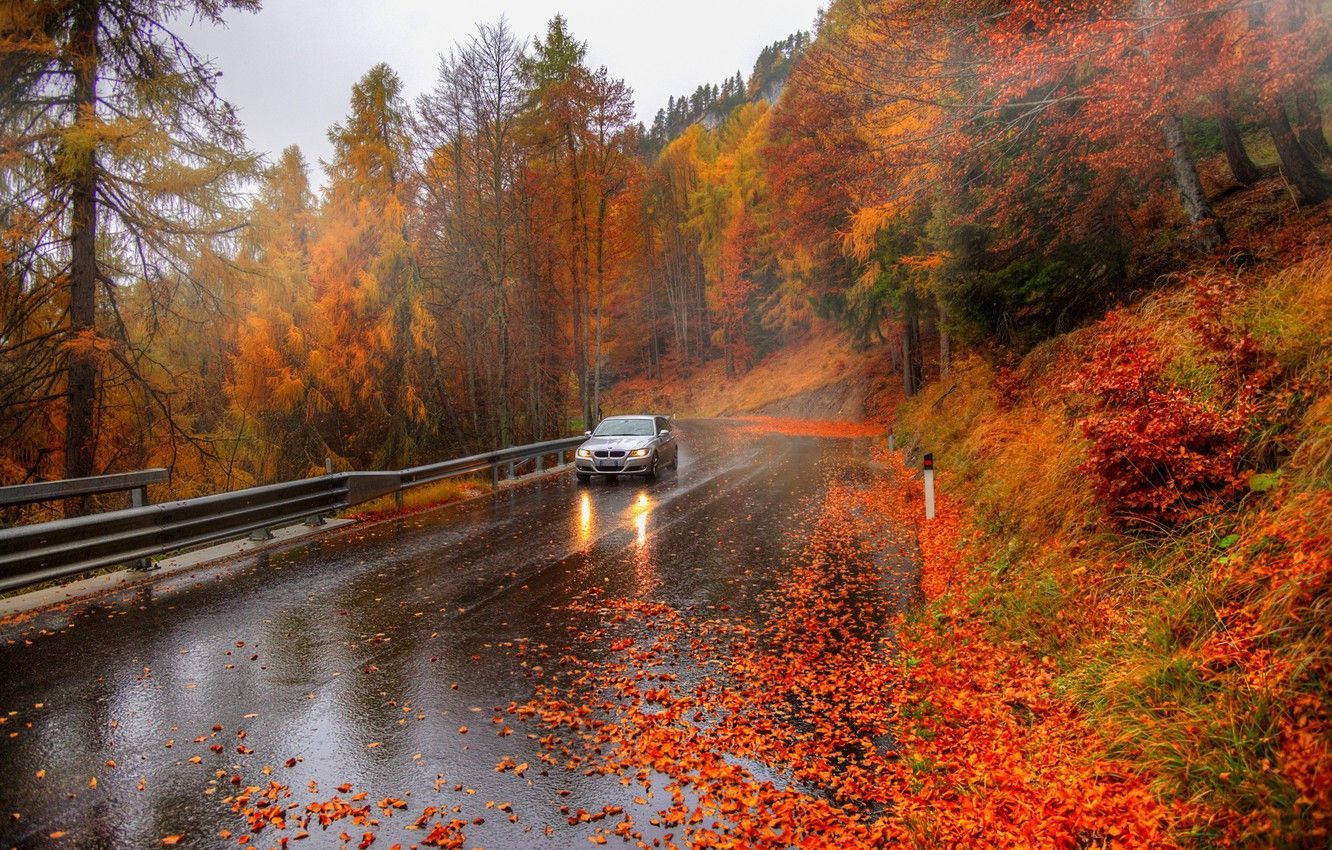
0,0,258,501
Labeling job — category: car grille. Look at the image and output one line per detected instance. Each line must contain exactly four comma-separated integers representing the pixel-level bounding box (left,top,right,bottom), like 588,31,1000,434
593,450,626,458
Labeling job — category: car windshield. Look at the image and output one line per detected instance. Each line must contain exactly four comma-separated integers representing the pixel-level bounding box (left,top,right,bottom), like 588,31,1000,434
593,418,655,437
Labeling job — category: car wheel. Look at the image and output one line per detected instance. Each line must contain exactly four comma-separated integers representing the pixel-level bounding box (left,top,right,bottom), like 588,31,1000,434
576,471,591,484
644,455,659,480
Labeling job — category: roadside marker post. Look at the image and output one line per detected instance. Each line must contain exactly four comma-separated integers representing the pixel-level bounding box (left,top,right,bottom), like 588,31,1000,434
923,453,936,520
888,432,895,452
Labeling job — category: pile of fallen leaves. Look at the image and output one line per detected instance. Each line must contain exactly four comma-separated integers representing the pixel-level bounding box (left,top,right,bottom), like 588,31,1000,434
504,447,1184,847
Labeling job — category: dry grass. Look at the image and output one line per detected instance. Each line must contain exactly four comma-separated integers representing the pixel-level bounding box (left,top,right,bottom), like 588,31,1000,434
349,478,487,521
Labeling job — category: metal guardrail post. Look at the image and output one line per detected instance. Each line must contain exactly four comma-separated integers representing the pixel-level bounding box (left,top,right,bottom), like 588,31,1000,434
535,453,544,473
130,485,156,571
307,457,335,526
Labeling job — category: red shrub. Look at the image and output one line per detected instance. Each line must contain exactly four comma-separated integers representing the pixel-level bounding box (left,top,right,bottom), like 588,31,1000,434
1072,306,1257,528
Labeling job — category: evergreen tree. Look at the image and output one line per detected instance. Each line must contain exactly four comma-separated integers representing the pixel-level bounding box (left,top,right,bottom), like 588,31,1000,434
0,0,258,501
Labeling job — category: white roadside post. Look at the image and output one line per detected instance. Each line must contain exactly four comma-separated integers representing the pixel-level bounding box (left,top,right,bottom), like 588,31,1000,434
923,452,936,520
888,430,895,452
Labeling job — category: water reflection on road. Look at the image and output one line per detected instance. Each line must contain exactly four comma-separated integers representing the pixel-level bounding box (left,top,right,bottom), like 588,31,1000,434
0,421,879,849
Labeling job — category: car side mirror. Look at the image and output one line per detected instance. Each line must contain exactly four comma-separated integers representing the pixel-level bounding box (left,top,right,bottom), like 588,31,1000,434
659,429,670,437
584,430,592,437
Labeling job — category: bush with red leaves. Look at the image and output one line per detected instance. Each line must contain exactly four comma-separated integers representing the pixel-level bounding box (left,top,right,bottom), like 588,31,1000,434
1072,286,1272,528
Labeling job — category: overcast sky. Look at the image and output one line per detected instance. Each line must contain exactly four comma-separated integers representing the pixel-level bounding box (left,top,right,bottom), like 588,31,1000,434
184,1,823,180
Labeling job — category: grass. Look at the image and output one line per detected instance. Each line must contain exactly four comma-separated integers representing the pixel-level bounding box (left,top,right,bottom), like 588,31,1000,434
350,478,487,521
891,214,1332,844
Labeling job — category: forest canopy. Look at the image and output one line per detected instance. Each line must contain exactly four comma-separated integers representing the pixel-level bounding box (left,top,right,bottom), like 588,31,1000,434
2,0,1330,500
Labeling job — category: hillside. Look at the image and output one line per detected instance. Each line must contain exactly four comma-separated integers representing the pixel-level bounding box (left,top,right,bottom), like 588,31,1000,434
605,171,1332,844
605,325,900,421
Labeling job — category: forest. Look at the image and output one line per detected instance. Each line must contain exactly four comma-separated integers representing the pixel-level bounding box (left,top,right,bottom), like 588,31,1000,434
0,0,1329,499
3,1,1332,846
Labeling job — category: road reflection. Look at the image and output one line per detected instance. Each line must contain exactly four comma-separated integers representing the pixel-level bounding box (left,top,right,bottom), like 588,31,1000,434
630,490,658,594
577,491,592,545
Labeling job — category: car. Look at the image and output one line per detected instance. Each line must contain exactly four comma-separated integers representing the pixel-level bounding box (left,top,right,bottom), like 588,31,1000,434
574,415,679,482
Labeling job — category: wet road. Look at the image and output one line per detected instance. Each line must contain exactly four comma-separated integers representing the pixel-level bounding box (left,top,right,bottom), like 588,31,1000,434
0,421,889,849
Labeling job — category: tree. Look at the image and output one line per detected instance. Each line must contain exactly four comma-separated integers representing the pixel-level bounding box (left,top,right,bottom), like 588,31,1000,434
519,15,597,425
585,67,637,419
0,0,257,500
225,146,323,484
308,63,435,469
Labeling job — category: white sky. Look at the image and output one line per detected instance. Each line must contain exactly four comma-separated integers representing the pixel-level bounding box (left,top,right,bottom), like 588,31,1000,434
184,1,823,177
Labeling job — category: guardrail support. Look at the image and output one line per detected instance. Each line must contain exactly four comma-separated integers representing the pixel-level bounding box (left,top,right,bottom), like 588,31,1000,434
249,527,274,542
129,485,156,571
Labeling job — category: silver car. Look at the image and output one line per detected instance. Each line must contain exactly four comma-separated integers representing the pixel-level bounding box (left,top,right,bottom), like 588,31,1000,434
575,415,679,482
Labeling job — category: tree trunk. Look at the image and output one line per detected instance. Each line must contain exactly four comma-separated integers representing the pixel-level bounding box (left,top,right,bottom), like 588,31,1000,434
901,328,915,398
906,311,922,396
566,130,595,428
1163,114,1226,249
592,193,606,423
1266,100,1332,205
1215,91,1262,185
64,0,100,514
900,293,923,398
1294,85,1332,163
937,301,951,378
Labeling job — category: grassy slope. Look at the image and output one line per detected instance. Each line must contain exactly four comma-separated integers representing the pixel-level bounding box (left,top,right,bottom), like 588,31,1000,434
605,147,1331,843
893,205,1332,844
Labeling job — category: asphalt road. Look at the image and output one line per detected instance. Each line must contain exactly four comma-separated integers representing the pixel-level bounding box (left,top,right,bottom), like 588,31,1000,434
0,420,900,849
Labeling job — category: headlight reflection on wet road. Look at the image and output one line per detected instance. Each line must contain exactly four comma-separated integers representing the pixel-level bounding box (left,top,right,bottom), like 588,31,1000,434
633,492,650,546
578,491,593,545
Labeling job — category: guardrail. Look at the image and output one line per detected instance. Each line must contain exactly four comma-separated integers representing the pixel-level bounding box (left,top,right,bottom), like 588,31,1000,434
0,436,586,595
0,468,169,510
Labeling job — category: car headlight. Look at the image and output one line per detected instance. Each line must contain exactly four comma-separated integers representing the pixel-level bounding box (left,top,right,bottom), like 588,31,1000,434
576,448,592,458
628,448,649,457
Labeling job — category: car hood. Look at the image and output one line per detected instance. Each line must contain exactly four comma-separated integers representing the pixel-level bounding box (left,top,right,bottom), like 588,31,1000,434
582,435,654,451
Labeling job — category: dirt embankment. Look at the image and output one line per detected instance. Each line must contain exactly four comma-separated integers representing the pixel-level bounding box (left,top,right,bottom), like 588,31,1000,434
606,326,900,423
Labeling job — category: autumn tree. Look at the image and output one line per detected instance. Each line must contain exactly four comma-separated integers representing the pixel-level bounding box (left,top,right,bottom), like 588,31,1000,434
584,67,637,418
0,0,257,499
518,15,598,425
225,146,323,484
308,63,436,469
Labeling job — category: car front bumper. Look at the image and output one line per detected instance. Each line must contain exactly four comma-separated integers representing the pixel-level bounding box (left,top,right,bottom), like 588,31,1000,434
575,452,654,474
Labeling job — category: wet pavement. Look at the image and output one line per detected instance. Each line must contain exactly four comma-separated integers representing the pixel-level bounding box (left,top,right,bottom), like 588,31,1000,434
0,420,892,849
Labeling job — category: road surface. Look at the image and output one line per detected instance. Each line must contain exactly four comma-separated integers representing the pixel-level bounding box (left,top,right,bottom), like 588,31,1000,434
0,421,907,849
